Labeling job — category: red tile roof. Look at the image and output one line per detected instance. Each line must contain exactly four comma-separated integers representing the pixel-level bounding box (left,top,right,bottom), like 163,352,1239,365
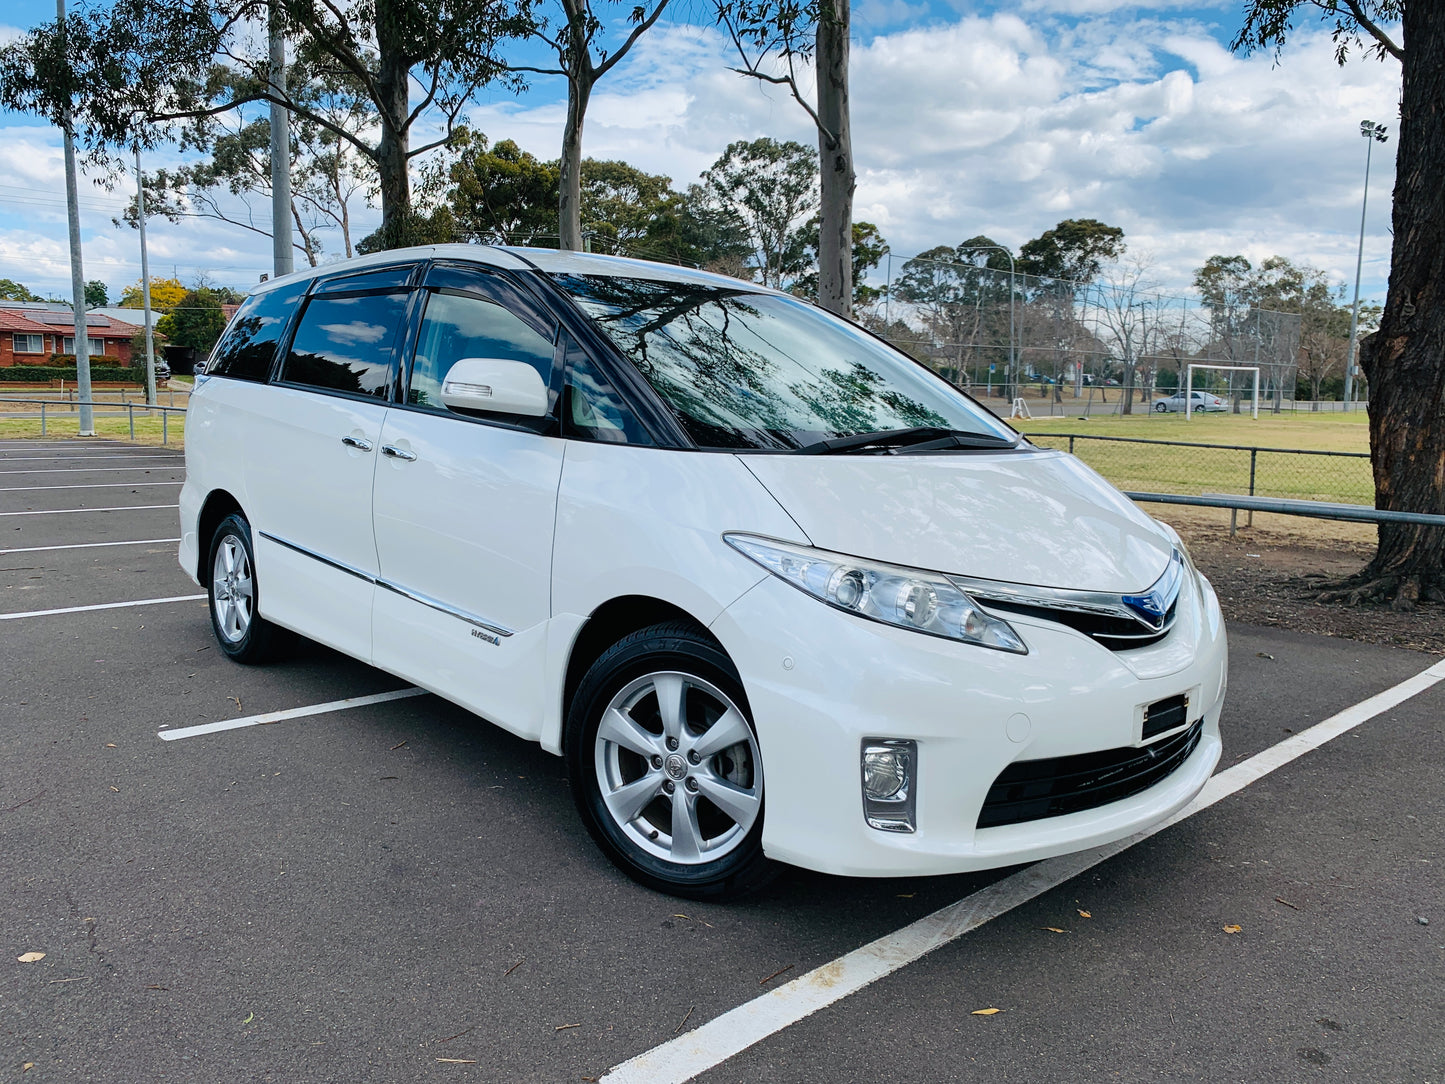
0,310,58,334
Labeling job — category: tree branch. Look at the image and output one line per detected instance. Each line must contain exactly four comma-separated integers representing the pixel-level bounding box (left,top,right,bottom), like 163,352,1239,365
1334,0,1404,60
595,0,672,79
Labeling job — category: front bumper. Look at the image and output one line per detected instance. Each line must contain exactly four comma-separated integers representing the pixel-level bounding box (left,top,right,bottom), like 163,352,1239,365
709,567,1227,878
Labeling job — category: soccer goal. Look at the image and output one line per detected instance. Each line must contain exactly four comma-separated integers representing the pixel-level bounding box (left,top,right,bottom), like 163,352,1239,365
1186,364,1259,420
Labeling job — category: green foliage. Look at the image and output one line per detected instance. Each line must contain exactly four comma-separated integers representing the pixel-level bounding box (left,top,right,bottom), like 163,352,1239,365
356,206,459,253
1,364,138,384
1231,0,1402,64
0,278,42,302
792,221,890,304
0,0,535,229
84,280,108,307
700,138,819,288
1017,219,1125,283
445,134,561,244
165,288,228,354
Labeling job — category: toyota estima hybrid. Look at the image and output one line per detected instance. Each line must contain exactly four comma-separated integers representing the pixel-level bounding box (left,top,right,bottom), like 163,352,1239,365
180,246,1227,899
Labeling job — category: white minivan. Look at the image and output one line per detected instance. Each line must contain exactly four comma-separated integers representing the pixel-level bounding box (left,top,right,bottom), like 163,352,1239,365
180,246,1227,899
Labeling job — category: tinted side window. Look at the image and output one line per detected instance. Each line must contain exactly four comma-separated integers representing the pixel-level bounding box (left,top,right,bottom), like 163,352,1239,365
281,293,409,399
206,282,307,381
409,291,557,411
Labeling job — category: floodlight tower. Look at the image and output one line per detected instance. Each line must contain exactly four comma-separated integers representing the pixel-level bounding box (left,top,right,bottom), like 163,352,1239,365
1343,119,1388,411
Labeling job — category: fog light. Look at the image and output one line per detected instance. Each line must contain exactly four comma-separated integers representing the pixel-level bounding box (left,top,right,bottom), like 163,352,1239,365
861,739,917,833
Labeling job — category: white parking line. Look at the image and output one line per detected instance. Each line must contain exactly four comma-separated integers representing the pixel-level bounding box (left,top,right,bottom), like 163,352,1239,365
0,537,181,555
0,481,184,492
0,594,206,621
158,688,430,741
0,466,187,475
601,657,1445,1084
0,504,178,517
0,455,186,463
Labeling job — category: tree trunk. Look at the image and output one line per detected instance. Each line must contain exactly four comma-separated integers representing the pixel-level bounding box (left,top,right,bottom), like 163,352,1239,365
1356,3,1445,604
374,0,412,233
815,0,854,316
558,74,591,251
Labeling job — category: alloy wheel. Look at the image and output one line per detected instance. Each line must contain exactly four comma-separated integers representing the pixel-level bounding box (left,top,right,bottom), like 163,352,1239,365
593,670,762,866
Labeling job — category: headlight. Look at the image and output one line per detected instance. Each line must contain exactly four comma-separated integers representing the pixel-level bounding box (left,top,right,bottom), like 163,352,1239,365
724,534,1028,654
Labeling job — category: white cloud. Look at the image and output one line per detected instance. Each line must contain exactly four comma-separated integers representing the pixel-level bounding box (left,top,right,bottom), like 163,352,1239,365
0,12,1402,302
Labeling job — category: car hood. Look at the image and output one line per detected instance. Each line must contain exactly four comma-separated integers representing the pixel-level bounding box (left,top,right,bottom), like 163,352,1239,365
740,447,1173,594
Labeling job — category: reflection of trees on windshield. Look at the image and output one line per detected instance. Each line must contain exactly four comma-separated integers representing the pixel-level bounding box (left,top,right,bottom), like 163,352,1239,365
555,274,947,449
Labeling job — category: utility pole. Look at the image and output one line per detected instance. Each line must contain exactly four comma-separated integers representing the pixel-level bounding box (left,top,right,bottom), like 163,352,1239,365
135,145,158,406
1344,119,1388,411
268,1,294,278
58,0,94,436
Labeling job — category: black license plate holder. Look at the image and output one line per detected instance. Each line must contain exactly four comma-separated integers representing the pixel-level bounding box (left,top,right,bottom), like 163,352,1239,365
1143,693,1189,740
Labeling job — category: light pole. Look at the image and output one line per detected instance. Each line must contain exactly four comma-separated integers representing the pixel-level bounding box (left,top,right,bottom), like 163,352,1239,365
1344,119,1388,411
964,242,1017,399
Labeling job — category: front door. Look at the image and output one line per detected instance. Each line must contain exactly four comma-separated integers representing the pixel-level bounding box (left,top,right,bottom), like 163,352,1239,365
370,266,565,739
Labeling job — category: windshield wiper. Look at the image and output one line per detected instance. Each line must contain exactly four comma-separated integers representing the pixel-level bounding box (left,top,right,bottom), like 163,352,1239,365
791,426,1020,455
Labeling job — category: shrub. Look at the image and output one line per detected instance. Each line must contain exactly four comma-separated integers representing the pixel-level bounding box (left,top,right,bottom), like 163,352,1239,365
0,363,143,384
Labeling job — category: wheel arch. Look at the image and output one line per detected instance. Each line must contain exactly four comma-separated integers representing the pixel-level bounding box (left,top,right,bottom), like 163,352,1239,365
558,595,724,755
196,490,246,586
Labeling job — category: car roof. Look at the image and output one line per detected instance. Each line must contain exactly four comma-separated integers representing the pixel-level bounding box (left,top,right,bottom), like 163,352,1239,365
245,244,778,300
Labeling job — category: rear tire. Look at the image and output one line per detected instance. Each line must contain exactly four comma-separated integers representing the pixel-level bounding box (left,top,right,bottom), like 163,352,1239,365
566,621,776,900
207,513,289,664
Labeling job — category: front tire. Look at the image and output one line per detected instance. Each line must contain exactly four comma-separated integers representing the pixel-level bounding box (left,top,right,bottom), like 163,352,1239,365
1154,401,1168,413
566,622,774,899
207,513,289,664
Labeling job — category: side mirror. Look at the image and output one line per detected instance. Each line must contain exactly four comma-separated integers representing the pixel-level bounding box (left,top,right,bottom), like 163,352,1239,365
440,357,549,418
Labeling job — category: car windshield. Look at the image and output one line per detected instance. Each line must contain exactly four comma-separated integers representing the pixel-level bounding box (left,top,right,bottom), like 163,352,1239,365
550,273,1019,451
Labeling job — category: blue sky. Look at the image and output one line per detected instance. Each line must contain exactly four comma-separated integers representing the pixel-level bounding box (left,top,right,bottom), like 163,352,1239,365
0,0,1402,306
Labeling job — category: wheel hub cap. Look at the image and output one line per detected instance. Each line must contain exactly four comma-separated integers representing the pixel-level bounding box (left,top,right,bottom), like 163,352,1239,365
664,753,688,780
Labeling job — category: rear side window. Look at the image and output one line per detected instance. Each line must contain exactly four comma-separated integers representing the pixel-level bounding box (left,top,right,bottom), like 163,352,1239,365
206,282,307,381
280,293,409,400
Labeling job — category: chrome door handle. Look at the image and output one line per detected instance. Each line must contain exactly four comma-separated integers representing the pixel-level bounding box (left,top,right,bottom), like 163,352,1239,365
341,436,373,451
381,444,417,461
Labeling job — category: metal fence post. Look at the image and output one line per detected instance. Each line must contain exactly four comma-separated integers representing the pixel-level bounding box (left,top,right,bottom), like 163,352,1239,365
162,410,168,445
1069,436,1076,454
1248,448,1258,527
41,402,46,437
128,403,135,441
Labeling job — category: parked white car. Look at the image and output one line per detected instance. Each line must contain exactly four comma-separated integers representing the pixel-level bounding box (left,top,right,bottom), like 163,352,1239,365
1155,390,1226,413
180,247,1227,899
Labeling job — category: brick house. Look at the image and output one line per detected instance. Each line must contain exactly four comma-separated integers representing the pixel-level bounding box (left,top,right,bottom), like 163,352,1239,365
0,306,141,369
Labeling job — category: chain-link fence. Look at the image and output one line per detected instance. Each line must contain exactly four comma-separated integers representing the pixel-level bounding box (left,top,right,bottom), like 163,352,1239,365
1028,433,1374,506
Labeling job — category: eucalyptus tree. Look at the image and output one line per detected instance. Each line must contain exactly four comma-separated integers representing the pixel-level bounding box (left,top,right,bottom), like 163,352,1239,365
0,0,534,242
506,0,674,251
716,0,854,315
1235,1,1444,607
700,138,819,289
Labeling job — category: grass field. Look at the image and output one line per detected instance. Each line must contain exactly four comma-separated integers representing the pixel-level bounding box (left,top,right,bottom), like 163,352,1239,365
1011,409,1375,506
1011,409,1370,453
0,413,185,447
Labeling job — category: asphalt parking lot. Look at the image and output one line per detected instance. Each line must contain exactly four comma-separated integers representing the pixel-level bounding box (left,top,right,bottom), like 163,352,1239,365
2,438,1441,1084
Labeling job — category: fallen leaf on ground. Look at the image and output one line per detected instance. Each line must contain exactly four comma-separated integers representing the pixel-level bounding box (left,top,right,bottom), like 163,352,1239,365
22,1064,33,1072
971,1008,1002,1016
1041,927,1066,934
109,786,119,793
1077,909,1092,918
437,1058,477,1064
1223,924,1242,934
105,743,116,748
555,1023,582,1031
1256,652,1274,659
241,1012,254,1024
17,952,45,963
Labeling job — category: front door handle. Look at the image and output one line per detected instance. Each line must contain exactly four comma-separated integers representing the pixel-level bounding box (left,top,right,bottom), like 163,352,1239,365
381,444,417,462
341,435,373,452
